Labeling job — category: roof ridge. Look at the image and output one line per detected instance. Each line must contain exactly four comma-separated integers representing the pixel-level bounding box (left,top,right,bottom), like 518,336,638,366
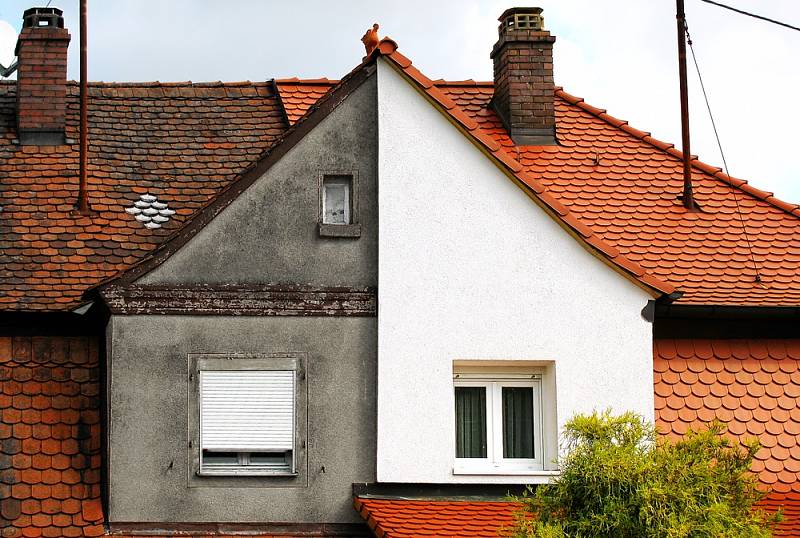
430,79,494,87
555,87,800,220
375,41,675,298
275,77,340,84
62,80,275,87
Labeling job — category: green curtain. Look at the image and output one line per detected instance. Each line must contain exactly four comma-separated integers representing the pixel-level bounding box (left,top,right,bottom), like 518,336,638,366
503,387,534,459
455,387,487,458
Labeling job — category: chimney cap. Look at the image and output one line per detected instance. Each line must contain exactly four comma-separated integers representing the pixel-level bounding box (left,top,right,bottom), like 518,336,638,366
497,7,545,32
22,7,65,29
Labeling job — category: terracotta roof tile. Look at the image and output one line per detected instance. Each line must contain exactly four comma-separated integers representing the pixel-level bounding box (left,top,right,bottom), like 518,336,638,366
5,40,800,309
275,78,337,124
0,336,104,536
655,339,800,497
0,81,287,311
371,40,674,298
354,497,518,537
435,82,800,306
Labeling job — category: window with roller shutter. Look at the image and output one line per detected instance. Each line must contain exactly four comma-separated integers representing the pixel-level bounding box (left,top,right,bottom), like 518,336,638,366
187,353,308,483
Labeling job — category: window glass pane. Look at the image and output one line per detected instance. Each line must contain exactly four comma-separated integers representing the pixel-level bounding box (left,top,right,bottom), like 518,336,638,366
323,180,349,224
455,387,487,458
502,387,535,459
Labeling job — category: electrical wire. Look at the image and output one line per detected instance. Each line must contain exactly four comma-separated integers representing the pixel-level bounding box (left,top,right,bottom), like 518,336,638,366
684,20,762,283
698,0,800,33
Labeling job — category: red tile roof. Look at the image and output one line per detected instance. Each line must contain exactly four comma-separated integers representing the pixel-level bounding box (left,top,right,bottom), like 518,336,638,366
761,492,800,536
2,40,799,309
0,336,105,537
436,81,800,306
277,42,800,306
276,78,338,124
370,40,675,298
354,497,518,538
655,339,800,494
0,81,286,312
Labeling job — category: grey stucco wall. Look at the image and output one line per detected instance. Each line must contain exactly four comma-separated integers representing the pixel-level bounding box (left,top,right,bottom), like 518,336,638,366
108,315,376,523
107,75,378,523
138,74,378,287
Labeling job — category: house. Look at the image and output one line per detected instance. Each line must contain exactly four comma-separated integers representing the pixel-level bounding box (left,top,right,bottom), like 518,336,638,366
0,4,799,537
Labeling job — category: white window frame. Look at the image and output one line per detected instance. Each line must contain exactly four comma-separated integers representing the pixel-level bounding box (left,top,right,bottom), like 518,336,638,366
321,176,351,225
454,372,544,474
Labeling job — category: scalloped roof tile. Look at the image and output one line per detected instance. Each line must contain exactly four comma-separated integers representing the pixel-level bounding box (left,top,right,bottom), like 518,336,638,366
655,339,800,494
0,80,286,312
354,497,517,537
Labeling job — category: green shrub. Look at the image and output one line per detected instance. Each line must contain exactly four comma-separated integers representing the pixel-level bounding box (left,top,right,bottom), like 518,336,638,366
509,411,779,538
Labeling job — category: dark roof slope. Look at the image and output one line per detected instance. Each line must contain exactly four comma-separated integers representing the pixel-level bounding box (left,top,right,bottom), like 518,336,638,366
0,81,286,311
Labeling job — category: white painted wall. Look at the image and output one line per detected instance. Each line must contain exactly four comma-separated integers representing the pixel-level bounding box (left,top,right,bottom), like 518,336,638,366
375,58,655,484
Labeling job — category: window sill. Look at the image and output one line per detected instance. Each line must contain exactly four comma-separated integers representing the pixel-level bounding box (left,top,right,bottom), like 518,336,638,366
198,469,298,477
318,223,361,238
453,467,559,477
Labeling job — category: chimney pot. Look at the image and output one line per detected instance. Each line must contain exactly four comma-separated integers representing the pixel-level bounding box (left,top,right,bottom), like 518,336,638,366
15,7,71,145
490,7,557,145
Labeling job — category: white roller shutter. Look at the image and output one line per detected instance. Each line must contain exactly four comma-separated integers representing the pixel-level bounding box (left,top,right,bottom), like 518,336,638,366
200,370,294,452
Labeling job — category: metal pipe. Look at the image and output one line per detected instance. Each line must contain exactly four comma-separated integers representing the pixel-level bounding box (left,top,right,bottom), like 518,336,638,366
676,0,695,210
78,0,89,213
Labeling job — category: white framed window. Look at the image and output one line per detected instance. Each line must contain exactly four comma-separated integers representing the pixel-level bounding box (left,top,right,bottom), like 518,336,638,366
454,372,543,474
322,175,351,225
189,354,306,480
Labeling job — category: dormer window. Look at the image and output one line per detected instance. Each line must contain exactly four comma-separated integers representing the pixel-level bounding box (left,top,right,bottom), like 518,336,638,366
318,172,361,238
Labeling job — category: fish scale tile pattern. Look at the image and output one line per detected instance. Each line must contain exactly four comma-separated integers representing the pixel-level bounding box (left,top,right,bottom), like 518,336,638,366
276,79,337,124
436,82,800,307
354,498,517,537
0,81,286,311
0,336,104,537
654,339,800,494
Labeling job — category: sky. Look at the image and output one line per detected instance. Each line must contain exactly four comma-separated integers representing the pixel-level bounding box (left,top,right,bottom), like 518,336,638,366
0,0,798,204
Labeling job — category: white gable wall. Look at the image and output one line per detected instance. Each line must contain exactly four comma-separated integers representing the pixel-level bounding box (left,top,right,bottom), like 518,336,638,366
375,58,655,483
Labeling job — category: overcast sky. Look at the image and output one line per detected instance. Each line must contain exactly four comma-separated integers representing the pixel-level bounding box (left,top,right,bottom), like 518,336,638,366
0,1,798,204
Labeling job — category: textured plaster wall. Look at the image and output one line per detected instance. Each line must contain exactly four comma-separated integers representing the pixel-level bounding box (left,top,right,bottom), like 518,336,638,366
375,58,654,484
107,76,378,523
108,316,376,523
140,76,378,287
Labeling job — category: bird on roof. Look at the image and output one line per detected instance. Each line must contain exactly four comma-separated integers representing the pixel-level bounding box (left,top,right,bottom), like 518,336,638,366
362,23,380,55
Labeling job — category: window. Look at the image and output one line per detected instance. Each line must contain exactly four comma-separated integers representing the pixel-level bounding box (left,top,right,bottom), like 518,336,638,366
318,172,361,237
454,372,543,473
200,370,295,475
322,176,351,225
189,354,307,482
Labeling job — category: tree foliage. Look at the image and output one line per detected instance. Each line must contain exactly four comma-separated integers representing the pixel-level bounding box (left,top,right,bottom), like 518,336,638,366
509,411,780,538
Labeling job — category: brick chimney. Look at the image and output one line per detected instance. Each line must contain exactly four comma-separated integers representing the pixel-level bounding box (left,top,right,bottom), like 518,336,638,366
490,7,556,146
14,7,71,145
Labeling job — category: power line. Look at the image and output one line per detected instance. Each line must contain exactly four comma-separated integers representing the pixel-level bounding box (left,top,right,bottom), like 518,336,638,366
698,0,800,33
684,20,762,283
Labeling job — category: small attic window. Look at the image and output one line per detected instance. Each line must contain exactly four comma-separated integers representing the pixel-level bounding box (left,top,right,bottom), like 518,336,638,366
322,176,351,225
318,173,360,238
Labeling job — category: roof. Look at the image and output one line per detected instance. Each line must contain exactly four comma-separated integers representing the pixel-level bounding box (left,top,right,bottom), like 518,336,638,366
0,81,286,312
654,339,800,494
354,497,517,537
272,42,800,307
367,40,800,307
1,40,799,308
0,335,105,536
276,78,339,124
